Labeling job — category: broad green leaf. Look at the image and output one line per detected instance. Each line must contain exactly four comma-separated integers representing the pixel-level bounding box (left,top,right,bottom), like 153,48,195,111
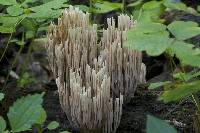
7,93,45,132
35,108,47,125
0,0,17,5
21,19,37,31
25,31,36,39
94,1,122,13
124,23,171,56
128,0,143,7
0,15,24,33
0,116,6,133
30,0,67,12
0,26,15,33
169,41,200,67
7,4,23,16
167,21,200,40
160,80,200,102
75,5,90,12
28,9,62,19
147,115,177,133
138,1,165,22
0,93,5,101
47,121,59,130
148,81,171,90
21,0,39,6
163,0,187,11
131,22,167,34
173,71,200,82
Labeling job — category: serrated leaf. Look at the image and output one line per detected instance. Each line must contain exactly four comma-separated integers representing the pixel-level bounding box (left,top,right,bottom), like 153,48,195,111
47,121,59,130
147,115,177,133
28,9,62,19
94,1,122,13
167,21,200,40
148,81,171,90
160,80,200,102
7,93,45,132
0,116,6,133
0,93,5,101
0,0,17,5
124,22,171,56
169,41,200,67
35,108,47,125
30,0,67,12
7,4,23,16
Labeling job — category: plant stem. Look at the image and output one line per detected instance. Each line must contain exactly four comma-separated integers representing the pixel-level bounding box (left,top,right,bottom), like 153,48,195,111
192,94,200,113
0,16,26,63
0,33,13,63
2,31,25,91
122,0,125,13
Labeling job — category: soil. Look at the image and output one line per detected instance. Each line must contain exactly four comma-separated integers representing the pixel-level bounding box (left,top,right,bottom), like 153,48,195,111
41,81,195,133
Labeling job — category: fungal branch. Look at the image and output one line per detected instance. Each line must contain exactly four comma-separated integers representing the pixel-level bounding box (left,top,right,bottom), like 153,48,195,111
46,6,146,133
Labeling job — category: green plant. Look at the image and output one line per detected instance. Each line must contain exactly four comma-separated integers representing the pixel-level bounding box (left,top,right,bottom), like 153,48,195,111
17,72,38,88
146,115,177,133
125,2,200,132
130,0,197,23
0,93,70,133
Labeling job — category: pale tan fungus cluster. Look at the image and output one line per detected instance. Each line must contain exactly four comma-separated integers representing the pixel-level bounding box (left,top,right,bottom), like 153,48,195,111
46,6,146,133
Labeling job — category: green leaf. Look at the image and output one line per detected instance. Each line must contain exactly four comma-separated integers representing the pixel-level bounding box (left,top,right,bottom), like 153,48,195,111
160,80,200,102
30,0,67,12
35,108,47,125
7,93,45,132
25,31,35,39
28,9,62,19
148,81,171,90
167,21,200,40
0,0,17,5
138,1,165,22
0,26,15,33
197,6,200,12
0,116,6,133
169,41,200,67
7,4,24,16
94,1,122,13
128,0,143,7
47,121,59,130
147,115,177,133
0,93,5,101
173,71,200,82
124,22,171,56
28,0,67,19
0,15,24,33
75,5,90,12
60,131,71,133
163,0,187,11
131,22,167,33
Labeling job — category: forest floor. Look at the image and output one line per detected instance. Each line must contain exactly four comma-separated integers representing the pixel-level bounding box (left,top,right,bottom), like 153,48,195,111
42,80,195,133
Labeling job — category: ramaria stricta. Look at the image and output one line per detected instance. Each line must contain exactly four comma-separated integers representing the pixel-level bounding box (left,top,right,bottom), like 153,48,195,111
46,6,146,133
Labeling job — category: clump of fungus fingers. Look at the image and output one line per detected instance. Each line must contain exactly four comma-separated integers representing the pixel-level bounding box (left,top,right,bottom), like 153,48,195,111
46,6,146,133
